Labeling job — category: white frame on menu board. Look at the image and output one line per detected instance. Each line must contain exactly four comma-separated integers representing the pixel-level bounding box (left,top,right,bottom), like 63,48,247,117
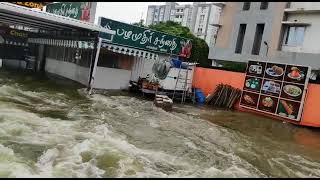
239,59,311,121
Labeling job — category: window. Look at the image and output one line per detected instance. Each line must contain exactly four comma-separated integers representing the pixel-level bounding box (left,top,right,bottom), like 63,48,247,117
45,46,92,67
251,24,265,55
286,2,291,8
199,15,204,24
235,24,247,54
201,7,205,13
284,26,305,46
197,28,202,33
200,15,205,21
260,2,268,10
97,49,133,70
77,49,92,67
1,45,26,60
243,2,250,11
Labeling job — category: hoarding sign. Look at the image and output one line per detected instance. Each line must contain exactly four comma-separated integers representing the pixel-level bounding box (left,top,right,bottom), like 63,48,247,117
0,27,28,41
239,60,311,121
98,17,192,57
10,2,49,9
46,2,96,22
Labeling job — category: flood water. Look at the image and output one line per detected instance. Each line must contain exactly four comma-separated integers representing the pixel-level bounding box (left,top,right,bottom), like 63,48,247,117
0,69,320,178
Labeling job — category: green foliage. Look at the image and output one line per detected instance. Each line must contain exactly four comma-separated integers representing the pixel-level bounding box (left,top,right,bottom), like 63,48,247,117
148,21,210,66
220,61,247,72
132,19,145,27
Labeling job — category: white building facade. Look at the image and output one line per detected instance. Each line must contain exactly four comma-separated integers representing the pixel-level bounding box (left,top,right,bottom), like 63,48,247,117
282,2,320,54
209,2,320,71
146,2,222,47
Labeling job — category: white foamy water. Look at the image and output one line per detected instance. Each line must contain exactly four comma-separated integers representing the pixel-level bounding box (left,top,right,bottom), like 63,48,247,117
0,71,319,178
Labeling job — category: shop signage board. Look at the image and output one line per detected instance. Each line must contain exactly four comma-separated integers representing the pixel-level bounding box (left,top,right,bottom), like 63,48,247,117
239,60,311,121
10,2,51,9
98,17,192,57
0,27,28,46
46,2,95,22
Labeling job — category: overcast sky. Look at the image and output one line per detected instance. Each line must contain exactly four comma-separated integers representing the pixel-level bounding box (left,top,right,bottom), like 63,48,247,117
95,2,193,24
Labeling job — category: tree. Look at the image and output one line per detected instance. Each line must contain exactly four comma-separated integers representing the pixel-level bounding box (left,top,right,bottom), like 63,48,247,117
148,21,210,67
132,19,145,27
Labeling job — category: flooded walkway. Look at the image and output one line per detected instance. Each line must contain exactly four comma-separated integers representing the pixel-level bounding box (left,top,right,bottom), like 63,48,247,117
0,70,319,178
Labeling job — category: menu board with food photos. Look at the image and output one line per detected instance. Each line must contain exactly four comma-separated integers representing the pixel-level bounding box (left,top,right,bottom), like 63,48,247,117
240,60,311,121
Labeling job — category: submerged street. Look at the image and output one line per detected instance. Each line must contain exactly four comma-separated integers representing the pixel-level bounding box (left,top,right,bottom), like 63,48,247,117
0,70,319,178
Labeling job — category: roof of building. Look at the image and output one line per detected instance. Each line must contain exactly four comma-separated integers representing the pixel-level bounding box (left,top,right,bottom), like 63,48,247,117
0,2,115,35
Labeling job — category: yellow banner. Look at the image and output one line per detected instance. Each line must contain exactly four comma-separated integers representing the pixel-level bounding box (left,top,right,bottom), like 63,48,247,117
11,2,44,9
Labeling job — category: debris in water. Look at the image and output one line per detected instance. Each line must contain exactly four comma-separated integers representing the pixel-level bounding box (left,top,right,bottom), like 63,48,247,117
205,84,242,109
154,95,173,111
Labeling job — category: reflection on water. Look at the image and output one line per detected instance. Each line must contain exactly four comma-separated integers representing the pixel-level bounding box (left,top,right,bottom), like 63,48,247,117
0,69,319,178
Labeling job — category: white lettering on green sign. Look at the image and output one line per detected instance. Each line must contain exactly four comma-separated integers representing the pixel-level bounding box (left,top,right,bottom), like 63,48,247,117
104,24,178,52
99,17,192,56
48,3,79,18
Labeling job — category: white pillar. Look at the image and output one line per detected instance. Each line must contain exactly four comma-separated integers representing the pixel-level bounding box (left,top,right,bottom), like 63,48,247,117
88,37,102,94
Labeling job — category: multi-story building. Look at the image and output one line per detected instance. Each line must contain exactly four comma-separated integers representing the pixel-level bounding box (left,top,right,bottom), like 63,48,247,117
146,2,222,47
209,2,320,71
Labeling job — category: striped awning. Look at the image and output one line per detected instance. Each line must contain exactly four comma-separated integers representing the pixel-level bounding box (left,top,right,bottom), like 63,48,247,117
101,43,159,60
27,38,95,49
4,40,28,47
0,35,28,47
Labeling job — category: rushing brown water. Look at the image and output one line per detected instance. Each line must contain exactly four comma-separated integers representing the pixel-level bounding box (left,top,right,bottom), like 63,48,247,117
0,69,319,178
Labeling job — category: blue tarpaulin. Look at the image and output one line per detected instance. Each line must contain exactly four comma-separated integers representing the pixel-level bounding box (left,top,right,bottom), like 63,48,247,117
170,58,188,69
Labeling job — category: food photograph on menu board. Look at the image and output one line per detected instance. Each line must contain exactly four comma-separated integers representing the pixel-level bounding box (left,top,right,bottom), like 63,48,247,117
277,99,301,120
258,95,279,113
280,82,304,101
284,65,308,84
240,60,311,122
246,61,266,78
244,76,262,92
264,63,286,81
240,91,259,108
261,79,282,96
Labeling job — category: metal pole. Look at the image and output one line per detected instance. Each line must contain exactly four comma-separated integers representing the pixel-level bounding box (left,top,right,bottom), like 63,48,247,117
264,41,269,57
88,37,102,95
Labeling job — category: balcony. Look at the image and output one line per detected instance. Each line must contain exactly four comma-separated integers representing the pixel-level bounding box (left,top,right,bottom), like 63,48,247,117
285,2,320,14
281,21,311,26
212,2,226,8
209,23,222,27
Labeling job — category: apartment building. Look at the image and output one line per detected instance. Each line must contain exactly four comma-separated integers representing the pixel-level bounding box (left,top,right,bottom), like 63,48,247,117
209,2,320,70
146,2,222,47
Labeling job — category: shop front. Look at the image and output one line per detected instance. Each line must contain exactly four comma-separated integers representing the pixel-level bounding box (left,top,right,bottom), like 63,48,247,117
0,27,31,69
90,17,193,91
0,2,115,87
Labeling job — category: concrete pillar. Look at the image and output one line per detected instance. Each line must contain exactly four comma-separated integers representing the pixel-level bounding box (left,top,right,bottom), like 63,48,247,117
36,44,46,72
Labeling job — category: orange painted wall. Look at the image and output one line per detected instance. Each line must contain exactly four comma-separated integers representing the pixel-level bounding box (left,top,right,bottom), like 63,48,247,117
192,67,245,96
192,67,320,128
